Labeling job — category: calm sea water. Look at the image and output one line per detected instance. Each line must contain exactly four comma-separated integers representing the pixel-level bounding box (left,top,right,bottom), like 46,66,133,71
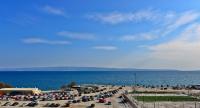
0,71,200,90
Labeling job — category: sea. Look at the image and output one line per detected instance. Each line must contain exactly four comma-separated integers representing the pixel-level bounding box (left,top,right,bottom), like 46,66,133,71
0,71,200,90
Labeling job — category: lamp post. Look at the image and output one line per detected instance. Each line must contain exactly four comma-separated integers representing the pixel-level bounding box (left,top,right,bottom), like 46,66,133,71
134,73,137,88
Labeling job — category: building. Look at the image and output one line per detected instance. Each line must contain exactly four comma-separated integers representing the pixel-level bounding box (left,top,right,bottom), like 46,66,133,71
191,85,200,90
71,85,99,94
0,88,42,95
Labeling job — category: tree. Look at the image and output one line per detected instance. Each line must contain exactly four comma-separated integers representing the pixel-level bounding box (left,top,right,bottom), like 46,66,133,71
0,82,13,89
67,81,77,88
60,81,77,91
60,84,69,91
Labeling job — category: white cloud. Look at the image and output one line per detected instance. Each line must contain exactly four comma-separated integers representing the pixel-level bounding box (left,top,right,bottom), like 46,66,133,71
42,5,66,17
149,23,200,53
58,31,96,40
119,10,200,42
120,33,157,41
163,11,200,36
170,11,199,29
111,23,200,70
140,23,200,70
86,9,161,24
86,10,200,43
93,46,117,51
22,38,70,45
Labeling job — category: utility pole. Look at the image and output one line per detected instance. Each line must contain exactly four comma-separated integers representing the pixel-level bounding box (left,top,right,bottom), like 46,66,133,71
134,73,137,87
134,73,137,101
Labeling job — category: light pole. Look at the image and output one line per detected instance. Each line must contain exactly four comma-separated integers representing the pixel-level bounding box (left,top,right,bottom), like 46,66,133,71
133,73,137,93
134,73,137,88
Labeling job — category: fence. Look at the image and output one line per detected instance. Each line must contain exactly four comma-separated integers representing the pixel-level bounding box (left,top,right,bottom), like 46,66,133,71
123,94,138,108
138,102,200,108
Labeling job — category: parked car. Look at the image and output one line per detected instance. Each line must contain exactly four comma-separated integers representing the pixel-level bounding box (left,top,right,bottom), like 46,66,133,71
11,102,19,106
49,103,60,107
43,103,50,107
90,103,95,108
107,101,112,105
19,103,27,107
99,98,106,103
2,102,11,106
26,101,38,107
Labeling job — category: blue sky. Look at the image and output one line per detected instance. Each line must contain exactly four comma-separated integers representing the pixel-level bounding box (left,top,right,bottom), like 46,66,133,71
1,0,200,70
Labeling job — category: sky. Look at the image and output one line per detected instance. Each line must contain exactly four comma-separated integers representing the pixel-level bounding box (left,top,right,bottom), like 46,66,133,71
1,0,200,70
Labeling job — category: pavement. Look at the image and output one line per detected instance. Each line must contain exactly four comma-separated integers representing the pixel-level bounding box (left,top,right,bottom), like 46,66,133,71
0,86,133,108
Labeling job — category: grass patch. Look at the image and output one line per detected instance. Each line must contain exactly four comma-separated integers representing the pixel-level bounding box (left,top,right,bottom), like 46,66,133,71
134,96,200,102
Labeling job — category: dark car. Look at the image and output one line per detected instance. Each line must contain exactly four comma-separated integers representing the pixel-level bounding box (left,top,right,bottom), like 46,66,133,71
49,103,60,107
82,96,89,102
72,100,77,103
2,102,11,106
43,103,51,107
62,103,70,107
77,99,81,103
11,102,19,106
26,102,38,107
107,101,112,105
90,103,95,108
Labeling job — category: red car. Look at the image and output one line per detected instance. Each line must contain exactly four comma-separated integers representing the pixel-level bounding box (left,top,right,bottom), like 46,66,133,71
99,98,106,103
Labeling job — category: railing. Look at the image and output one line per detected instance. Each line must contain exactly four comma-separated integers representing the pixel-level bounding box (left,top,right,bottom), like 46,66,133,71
123,94,138,108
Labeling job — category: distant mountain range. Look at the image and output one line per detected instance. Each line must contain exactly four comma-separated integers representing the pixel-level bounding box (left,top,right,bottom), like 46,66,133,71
0,66,180,71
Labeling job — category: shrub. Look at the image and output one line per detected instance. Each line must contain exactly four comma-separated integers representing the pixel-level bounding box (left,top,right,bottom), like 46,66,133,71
0,82,13,88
